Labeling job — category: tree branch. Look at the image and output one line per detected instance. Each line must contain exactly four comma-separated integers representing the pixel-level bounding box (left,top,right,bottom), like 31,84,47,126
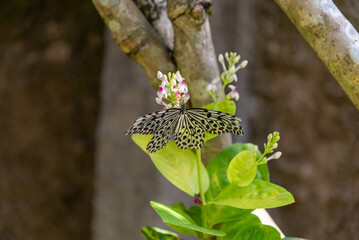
167,0,232,162
92,0,175,87
275,0,359,110
133,0,174,49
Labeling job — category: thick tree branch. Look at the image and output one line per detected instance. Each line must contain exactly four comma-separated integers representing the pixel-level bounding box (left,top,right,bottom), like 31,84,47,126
167,0,231,162
275,0,359,110
92,0,175,87
133,0,174,49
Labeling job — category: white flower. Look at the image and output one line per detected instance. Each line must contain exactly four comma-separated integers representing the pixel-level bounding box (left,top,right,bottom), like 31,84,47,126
218,54,224,64
229,74,238,82
266,152,282,161
237,60,248,70
179,81,188,93
175,71,183,83
227,85,239,101
175,90,182,102
184,93,190,103
207,82,215,92
155,97,163,105
157,87,167,98
157,71,163,80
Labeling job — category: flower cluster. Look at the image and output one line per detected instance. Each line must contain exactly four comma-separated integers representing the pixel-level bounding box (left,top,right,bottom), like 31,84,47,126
257,131,282,164
156,71,190,109
207,52,248,102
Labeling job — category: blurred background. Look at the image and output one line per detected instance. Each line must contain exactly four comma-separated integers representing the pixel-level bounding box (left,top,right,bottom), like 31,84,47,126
1,1,358,240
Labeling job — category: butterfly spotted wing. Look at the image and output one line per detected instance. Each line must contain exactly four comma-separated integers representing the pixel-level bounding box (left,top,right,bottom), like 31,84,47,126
125,108,180,135
186,108,244,135
125,105,244,153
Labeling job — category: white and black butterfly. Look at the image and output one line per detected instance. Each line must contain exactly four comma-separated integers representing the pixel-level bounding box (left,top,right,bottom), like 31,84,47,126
125,104,244,153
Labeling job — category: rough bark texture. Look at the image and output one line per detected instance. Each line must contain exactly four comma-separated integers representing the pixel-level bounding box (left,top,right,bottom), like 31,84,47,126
167,0,232,162
0,1,103,240
248,1,359,239
275,0,359,110
92,0,176,88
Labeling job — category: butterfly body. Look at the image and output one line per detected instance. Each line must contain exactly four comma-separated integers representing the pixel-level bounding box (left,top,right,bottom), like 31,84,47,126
125,105,244,153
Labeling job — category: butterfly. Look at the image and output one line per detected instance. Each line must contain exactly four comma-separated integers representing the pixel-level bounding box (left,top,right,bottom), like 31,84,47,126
125,104,244,153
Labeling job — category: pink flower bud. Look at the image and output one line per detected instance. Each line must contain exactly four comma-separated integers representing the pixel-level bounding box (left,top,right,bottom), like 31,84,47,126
184,93,190,103
179,81,187,93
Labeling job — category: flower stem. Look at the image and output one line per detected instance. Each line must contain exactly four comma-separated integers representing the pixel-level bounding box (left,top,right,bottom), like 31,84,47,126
196,149,207,233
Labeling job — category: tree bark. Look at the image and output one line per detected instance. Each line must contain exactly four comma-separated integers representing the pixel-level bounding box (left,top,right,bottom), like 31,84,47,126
92,0,176,88
275,0,359,110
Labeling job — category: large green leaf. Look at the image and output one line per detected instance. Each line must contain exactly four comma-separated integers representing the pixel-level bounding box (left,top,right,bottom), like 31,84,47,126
208,180,295,209
150,201,225,237
218,214,281,240
227,150,257,187
206,204,251,226
141,226,182,240
132,135,209,196
202,98,236,142
170,203,202,234
205,143,266,201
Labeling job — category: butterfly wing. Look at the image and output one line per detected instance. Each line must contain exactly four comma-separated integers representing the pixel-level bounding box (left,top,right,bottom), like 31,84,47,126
174,113,205,150
186,108,244,135
146,113,180,153
125,108,180,135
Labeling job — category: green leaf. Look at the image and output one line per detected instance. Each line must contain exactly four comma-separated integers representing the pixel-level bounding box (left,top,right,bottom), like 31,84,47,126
202,98,236,142
205,143,265,201
218,214,281,240
206,204,251,226
132,135,209,196
141,226,182,240
255,164,270,182
171,203,202,232
227,150,257,187
209,180,295,209
150,201,225,237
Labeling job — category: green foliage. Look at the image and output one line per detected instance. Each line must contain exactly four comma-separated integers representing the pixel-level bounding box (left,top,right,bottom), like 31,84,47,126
141,227,182,240
209,180,295,209
132,135,209,196
227,150,257,187
205,143,268,201
150,201,225,237
218,213,281,240
128,54,301,239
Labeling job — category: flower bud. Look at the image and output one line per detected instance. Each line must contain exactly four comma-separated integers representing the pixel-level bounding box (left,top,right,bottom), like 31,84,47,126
228,66,236,75
238,60,248,69
218,54,224,64
184,93,190,103
267,133,273,142
272,143,278,149
157,71,163,80
233,55,241,64
272,151,282,159
175,71,183,82
171,79,176,87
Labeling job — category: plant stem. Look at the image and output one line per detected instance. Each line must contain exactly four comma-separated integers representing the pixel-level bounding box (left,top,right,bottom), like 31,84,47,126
196,149,207,231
